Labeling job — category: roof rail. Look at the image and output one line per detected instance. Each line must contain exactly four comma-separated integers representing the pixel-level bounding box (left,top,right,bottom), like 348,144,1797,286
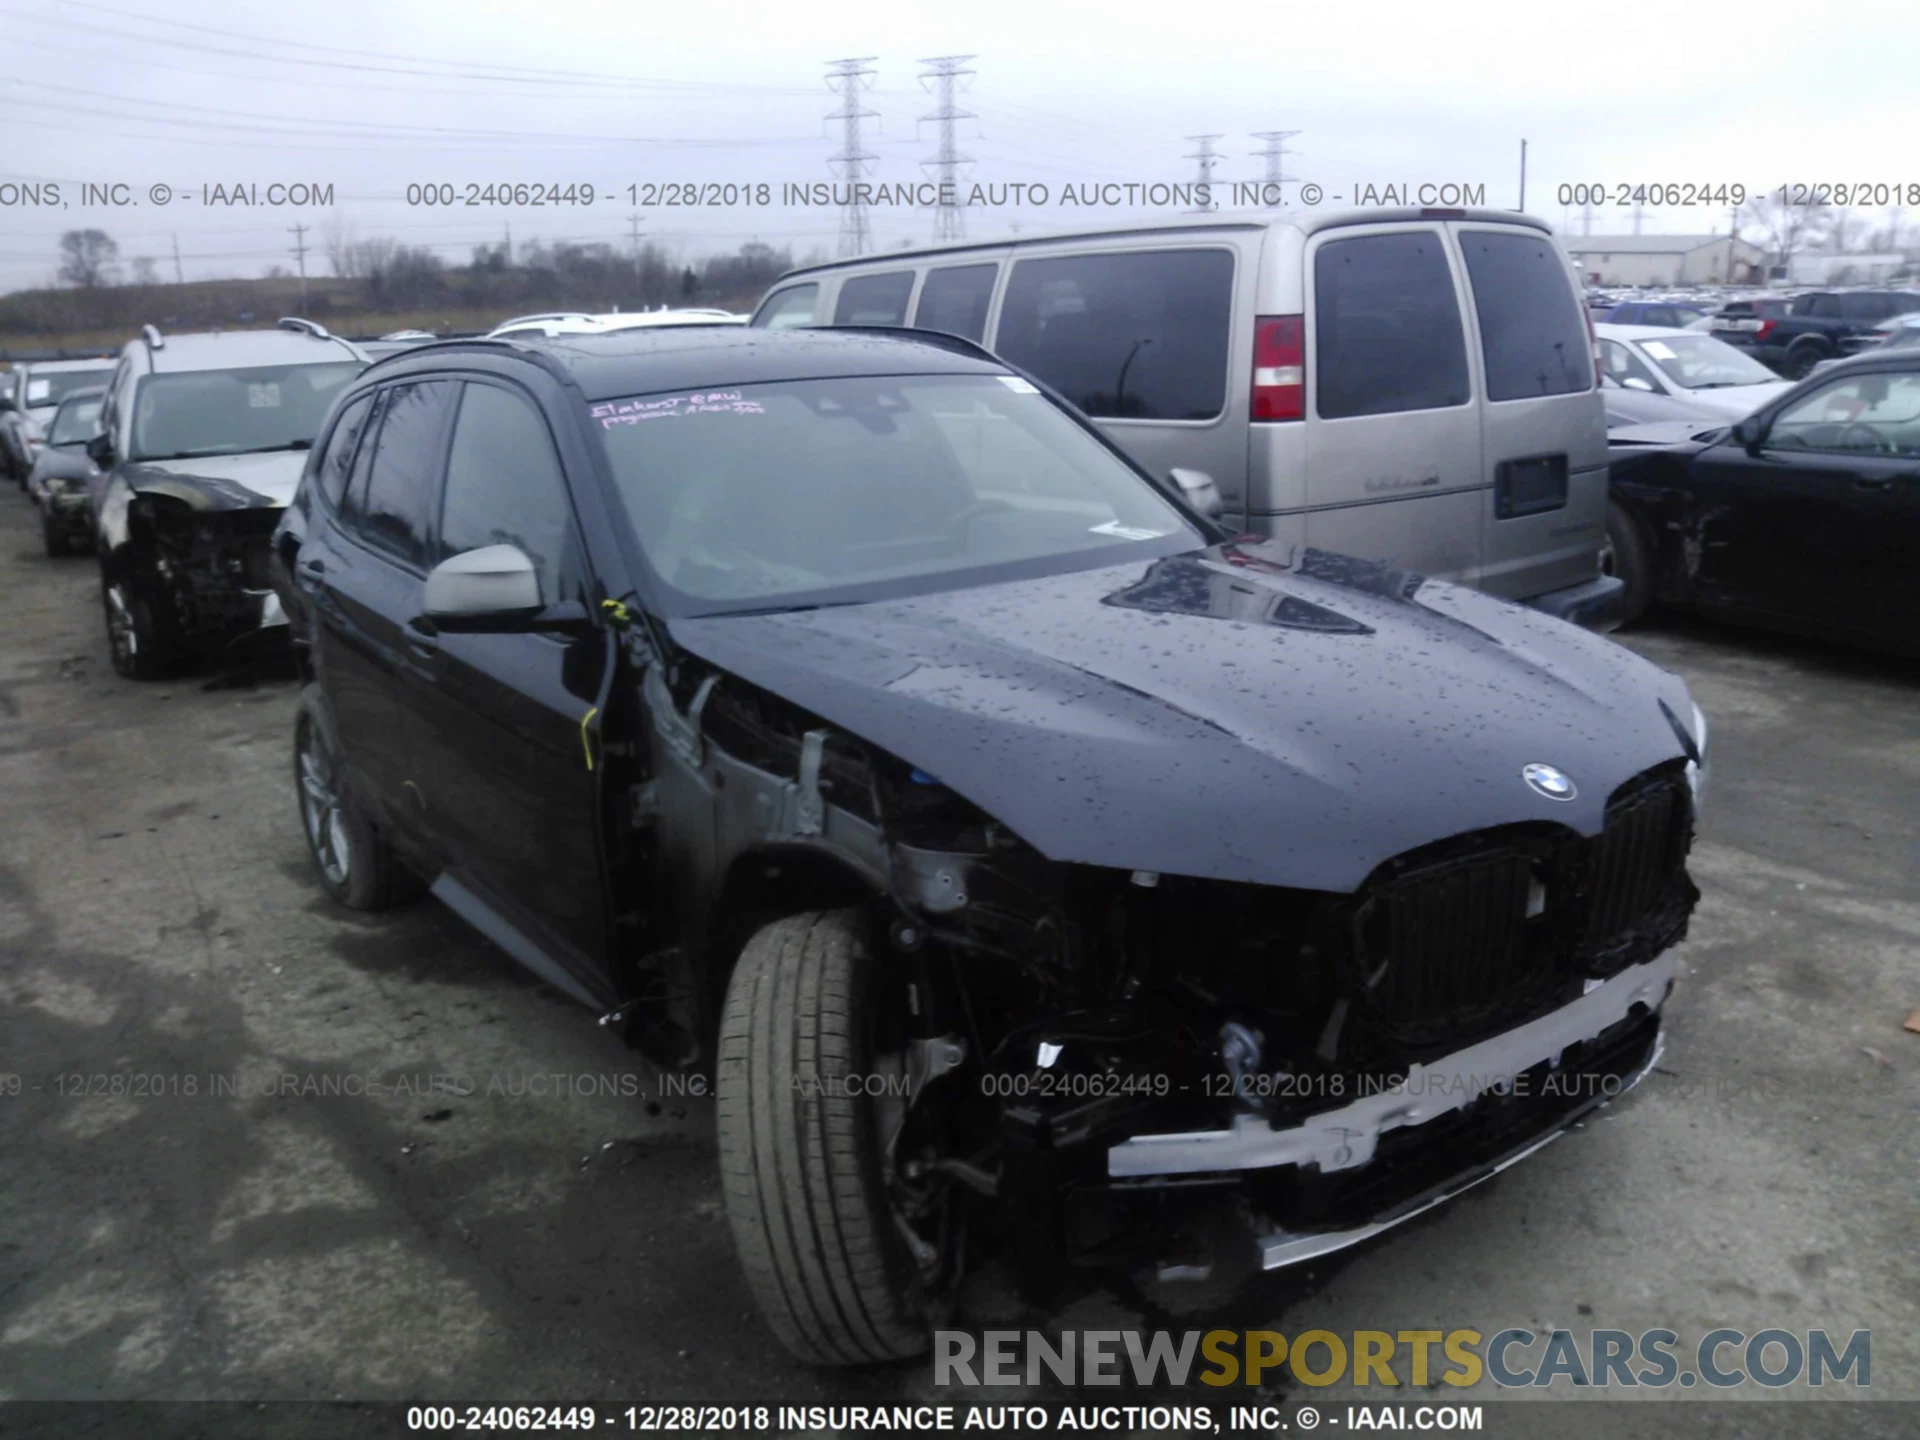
278,316,334,340
141,324,164,351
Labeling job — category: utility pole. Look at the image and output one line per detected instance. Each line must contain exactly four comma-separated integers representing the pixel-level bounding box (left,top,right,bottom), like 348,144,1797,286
627,213,645,266
825,57,880,258
1518,138,1527,211
1632,200,1644,235
918,54,976,242
1184,134,1224,212
171,233,183,285
503,221,513,267
288,223,310,307
1249,130,1299,206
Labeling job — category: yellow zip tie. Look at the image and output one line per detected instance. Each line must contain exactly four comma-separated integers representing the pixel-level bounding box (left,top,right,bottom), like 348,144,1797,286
600,598,632,626
580,706,599,771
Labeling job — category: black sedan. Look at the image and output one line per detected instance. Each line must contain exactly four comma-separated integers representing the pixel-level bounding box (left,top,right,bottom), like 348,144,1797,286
1607,349,1920,653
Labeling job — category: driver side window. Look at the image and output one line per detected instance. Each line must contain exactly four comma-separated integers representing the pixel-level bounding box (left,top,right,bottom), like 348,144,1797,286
1768,373,1920,456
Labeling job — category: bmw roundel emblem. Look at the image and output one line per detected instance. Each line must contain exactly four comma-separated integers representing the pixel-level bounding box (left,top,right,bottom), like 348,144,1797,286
1522,763,1578,802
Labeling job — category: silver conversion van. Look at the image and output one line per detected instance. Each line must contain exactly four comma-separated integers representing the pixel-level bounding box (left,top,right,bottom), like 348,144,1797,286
750,208,1618,624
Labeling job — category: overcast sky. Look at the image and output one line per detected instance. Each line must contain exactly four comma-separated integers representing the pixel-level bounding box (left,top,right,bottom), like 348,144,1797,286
2,0,1915,291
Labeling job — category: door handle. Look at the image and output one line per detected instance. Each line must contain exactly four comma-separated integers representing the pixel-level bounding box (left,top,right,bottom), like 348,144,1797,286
300,557,326,576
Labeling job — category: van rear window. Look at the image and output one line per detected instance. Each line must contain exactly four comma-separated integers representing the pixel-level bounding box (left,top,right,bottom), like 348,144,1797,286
1314,232,1470,419
1459,230,1594,400
995,249,1234,421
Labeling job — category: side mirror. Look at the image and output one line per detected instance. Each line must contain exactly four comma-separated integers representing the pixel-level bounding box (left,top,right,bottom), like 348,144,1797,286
423,545,541,629
86,433,115,467
1732,417,1766,452
1622,377,1655,392
1169,467,1225,520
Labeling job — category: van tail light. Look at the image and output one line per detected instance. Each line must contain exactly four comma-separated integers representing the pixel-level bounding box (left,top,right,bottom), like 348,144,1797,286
1252,315,1305,421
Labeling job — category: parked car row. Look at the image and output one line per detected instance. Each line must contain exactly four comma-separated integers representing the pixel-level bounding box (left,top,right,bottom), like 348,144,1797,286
1,217,1729,1366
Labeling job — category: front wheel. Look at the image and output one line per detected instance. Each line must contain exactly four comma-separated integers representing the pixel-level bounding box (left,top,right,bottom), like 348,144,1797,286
102,568,181,680
717,910,951,1365
1601,501,1654,627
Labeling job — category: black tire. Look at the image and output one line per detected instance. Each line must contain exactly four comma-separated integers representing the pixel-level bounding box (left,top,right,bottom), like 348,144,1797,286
1784,344,1827,380
294,685,423,911
717,910,934,1365
41,508,71,558
1602,501,1654,627
101,566,182,681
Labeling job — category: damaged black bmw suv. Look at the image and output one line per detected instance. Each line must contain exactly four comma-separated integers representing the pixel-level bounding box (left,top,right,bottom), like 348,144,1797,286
273,326,1709,1366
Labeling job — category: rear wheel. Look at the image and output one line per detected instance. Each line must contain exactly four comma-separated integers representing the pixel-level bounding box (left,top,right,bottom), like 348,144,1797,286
1784,344,1827,379
716,910,956,1365
1601,500,1654,626
294,686,423,911
102,567,182,680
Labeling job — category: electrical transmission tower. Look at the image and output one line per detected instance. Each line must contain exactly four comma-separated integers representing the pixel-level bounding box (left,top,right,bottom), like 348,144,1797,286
825,57,880,258
918,54,975,242
1184,134,1224,211
1249,130,1299,205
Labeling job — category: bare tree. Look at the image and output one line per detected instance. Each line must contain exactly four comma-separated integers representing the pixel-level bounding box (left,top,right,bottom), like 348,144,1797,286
1737,192,1829,273
1819,207,1866,254
322,215,358,277
57,229,121,287
130,256,160,285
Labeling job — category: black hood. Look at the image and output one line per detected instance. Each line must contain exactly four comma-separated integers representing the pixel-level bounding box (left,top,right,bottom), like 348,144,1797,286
667,541,1698,894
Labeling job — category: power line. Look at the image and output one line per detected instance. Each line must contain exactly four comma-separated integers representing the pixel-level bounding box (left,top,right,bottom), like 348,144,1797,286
918,55,975,243
1183,135,1223,212
825,57,879,258
1249,130,1300,205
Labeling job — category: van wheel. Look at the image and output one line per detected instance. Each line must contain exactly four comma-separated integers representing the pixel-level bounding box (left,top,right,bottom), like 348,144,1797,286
102,569,181,680
294,686,423,911
1601,501,1653,626
717,910,949,1365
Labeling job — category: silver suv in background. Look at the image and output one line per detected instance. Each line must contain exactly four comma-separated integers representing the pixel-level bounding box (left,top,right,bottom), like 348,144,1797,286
754,208,1617,625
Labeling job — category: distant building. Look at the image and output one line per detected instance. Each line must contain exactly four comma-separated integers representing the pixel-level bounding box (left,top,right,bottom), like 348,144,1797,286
1784,251,1909,286
1565,234,1767,286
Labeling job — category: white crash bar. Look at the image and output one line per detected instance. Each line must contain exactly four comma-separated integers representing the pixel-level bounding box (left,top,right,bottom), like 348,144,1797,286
1108,950,1676,1179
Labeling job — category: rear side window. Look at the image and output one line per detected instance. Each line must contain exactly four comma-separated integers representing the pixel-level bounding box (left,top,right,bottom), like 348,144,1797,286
1314,232,1469,418
833,271,915,326
995,249,1234,420
1799,294,1841,318
345,380,457,567
752,284,818,329
316,393,375,508
1840,294,1891,322
914,263,997,342
439,383,574,603
1459,230,1594,400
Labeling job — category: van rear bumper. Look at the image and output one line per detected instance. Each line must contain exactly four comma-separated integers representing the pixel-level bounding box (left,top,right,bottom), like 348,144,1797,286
1525,573,1624,630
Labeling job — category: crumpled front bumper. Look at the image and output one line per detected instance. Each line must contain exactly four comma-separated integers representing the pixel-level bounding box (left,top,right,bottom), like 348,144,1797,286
1104,952,1676,1269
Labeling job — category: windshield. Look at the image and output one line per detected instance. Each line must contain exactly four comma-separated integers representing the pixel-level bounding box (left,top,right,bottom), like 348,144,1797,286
1633,333,1778,389
593,373,1200,614
48,395,103,446
128,362,364,461
26,367,113,409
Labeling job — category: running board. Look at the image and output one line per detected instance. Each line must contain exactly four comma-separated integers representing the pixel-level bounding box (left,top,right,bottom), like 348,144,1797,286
430,873,603,1009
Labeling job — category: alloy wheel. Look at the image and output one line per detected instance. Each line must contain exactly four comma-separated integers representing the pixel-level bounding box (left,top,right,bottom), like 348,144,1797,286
297,723,353,887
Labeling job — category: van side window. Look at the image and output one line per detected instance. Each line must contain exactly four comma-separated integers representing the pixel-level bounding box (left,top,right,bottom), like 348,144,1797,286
995,249,1234,421
1458,231,1595,400
1314,233,1470,419
751,285,819,329
914,264,997,342
833,271,915,326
